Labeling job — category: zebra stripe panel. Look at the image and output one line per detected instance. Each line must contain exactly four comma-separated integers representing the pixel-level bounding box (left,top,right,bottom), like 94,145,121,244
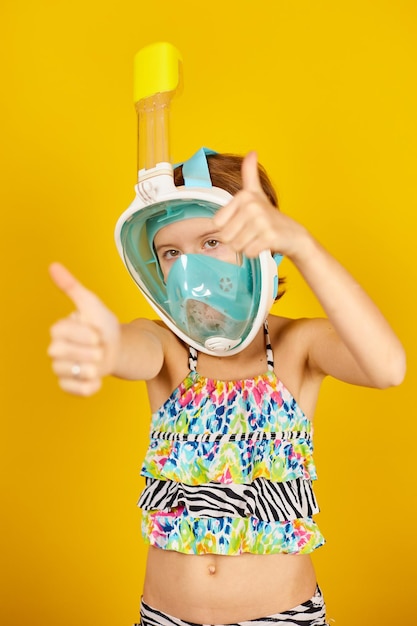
138,477,319,522
149,430,311,443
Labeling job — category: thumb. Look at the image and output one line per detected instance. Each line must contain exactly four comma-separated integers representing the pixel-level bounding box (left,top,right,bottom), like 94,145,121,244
241,151,263,193
49,262,114,331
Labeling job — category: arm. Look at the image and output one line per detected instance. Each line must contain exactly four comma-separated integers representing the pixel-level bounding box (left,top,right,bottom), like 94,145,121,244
213,152,406,389
48,263,165,396
289,235,405,388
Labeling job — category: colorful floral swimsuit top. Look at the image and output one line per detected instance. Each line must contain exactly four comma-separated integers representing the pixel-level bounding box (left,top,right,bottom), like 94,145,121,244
139,322,325,556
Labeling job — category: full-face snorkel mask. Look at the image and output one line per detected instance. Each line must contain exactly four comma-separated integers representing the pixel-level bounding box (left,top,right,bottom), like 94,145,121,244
115,42,283,356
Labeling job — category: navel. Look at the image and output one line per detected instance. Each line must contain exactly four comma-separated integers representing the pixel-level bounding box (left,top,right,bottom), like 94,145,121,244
207,564,216,575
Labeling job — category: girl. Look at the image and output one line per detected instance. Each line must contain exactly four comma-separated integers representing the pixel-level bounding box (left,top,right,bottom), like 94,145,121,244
48,150,406,626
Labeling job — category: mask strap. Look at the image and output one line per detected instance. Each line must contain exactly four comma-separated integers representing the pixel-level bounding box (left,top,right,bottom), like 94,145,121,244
175,147,218,188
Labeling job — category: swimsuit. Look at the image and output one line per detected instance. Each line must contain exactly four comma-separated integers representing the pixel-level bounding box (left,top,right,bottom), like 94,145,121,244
138,322,324,555
138,586,329,626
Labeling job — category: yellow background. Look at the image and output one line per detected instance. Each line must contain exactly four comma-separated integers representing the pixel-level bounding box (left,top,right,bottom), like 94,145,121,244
1,1,416,625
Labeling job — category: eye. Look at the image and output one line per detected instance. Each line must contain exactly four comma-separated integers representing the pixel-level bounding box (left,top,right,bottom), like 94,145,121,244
163,249,181,260
204,239,220,250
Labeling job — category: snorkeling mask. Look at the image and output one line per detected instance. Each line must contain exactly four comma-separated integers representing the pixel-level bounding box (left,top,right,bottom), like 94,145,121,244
114,42,283,356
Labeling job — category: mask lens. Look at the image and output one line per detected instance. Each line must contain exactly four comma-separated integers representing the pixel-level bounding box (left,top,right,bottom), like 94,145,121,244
186,300,229,337
166,253,259,344
119,198,274,354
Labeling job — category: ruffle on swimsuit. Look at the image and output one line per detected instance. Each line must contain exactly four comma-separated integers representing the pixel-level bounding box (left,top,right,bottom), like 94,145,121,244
141,507,322,555
139,476,318,522
139,323,325,556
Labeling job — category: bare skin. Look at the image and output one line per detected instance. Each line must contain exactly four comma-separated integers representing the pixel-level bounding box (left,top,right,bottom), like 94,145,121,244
144,548,317,623
48,151,406,622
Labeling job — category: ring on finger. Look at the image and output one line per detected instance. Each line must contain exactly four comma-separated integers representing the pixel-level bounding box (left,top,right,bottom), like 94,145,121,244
71,363,82,378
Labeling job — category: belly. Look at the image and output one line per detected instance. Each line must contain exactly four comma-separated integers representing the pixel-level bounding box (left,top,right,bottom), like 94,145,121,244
143,546,317,623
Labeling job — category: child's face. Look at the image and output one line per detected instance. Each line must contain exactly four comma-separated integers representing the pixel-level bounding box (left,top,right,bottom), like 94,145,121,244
153,217,238,281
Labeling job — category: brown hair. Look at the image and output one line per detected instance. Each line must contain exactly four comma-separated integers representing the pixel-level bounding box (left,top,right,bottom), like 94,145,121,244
174,152,285,300
174,153,279,207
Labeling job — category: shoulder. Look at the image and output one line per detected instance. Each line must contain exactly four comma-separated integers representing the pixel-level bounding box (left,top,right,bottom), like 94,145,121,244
127,317,189,356
128,317,177,342
129,316,190,363
267,314,330,344
265,315,330,416
134,319,190,411
267,314,332,373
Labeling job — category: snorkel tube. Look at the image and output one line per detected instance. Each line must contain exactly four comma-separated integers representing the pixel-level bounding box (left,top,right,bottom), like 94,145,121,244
114,42,281,356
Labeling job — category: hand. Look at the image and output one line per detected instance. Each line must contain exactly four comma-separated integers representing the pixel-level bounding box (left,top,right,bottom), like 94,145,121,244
48,263,121,396
213,151,307,259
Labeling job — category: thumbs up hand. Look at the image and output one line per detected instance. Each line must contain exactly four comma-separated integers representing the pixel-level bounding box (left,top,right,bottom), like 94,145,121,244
213,151,306,260
48,263,121,396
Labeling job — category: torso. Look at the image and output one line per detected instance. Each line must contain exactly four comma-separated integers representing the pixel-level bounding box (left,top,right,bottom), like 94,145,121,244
143,547,317,623
142,313,325,623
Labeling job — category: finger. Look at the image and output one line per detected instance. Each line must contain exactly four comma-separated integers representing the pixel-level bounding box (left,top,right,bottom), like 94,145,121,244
215,193,266,243
212,194,240,229
241,151,263,193
49,317,102,346
224,222,263,256
49,263,116,339
49,263,107,320
51,359,101,382
213,152,263,230
57,376,103,397
47,339,104,364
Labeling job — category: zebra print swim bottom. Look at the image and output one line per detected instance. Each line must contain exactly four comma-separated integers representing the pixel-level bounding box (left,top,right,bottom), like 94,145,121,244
136,585,329,626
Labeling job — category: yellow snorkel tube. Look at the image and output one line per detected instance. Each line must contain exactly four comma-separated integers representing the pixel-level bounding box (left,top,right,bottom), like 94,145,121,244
134,42,182,176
